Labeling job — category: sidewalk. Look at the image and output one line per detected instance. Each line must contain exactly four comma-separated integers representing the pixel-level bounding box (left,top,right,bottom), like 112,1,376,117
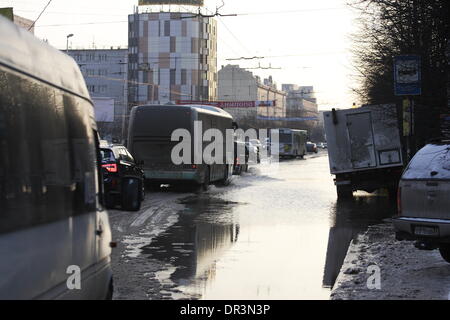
331,223,450,300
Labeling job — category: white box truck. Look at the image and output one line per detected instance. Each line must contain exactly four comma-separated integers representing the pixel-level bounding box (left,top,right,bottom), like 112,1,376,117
323,104,404,199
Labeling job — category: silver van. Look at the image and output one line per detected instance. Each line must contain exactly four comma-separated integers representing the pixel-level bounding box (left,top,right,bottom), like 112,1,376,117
394,140,450,262
0,16,113,299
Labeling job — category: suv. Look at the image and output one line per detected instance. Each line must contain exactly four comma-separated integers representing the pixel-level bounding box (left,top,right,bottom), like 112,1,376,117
100,143,145,211
394,141,450,262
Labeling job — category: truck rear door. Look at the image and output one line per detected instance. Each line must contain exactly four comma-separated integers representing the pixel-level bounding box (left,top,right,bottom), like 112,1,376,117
346,112,377,169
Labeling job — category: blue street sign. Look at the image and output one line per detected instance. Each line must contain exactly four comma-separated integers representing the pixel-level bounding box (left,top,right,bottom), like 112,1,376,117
394,55,422,96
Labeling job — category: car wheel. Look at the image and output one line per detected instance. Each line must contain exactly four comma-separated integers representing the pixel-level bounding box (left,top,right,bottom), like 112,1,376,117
439,245,450,263
122,178,141,211
104,193,116,209
337,185,353,199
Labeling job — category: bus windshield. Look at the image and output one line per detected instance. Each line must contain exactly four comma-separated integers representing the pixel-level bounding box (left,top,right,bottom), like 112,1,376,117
280,133,293,144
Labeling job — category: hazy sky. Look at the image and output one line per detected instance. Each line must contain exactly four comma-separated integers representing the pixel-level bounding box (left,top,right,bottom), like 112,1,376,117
1,0,359,110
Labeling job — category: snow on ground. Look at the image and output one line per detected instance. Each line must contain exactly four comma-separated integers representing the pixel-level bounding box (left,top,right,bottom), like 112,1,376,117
331,223,450,300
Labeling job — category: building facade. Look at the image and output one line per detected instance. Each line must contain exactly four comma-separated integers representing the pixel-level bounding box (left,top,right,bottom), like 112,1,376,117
68,49,128,142
127,11,218,106
218,65,286,129
282,84,319,117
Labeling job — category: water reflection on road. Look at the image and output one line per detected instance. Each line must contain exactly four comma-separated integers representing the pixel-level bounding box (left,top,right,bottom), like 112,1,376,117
141,154,397,300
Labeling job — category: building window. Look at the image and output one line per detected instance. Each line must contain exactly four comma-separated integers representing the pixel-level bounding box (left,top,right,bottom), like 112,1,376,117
170,69,176,85
164,21,171,37
181,69,187,85
89,69,97,76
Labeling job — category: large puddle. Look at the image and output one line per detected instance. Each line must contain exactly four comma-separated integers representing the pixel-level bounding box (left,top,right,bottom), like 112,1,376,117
141,157,397,299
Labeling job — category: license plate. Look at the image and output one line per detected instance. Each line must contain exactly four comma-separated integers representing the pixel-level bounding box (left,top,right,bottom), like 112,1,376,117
414,226,439,237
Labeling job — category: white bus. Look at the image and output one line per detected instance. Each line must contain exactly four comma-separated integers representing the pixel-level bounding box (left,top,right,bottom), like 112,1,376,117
128,105,234,190
275,128,308,159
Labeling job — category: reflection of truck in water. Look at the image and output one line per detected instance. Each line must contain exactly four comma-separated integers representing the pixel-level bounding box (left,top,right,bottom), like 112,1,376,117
127,105,234,190
274,128,308,159
323,104,404,199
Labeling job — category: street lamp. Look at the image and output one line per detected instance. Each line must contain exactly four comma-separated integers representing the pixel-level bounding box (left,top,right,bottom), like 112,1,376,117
66,34,74,53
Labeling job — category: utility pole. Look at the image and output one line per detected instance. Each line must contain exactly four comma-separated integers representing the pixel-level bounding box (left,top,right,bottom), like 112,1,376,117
66,34,73,53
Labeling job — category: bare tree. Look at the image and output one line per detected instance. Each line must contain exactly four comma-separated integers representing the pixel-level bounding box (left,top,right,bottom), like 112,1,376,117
349,0,449,145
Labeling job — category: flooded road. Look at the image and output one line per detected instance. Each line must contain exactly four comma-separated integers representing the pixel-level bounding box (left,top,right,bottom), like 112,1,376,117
109,152,397,300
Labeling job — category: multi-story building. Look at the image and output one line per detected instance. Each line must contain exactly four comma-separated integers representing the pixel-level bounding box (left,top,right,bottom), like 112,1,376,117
68,48,128,142
282,84,318,104
218,65,286,129
127,11,218,106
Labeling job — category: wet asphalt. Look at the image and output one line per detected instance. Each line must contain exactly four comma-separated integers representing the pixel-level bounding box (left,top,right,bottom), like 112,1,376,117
108,151,397,300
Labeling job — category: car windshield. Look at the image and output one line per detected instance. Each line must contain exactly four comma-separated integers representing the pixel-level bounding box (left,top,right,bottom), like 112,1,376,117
403,144,450,180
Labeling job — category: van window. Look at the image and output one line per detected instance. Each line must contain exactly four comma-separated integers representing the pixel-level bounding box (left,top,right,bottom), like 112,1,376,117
403,144,450,180
0,67,96,234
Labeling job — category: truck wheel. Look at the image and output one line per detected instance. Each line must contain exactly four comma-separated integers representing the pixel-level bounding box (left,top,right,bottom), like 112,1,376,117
439,245,450,263
337,185,353,199
387,186,398,200
122,178,141,211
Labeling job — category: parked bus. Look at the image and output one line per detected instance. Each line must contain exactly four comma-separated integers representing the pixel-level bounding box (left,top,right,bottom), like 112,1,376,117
0,16,113,299
128,105,234,190
275,128,308,159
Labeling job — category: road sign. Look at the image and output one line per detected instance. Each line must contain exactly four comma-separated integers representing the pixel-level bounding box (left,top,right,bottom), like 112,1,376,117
394,55,422,96
402,99,412,136
138,0,204,6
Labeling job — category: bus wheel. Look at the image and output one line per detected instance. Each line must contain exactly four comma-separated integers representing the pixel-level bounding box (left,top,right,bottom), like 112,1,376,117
200,168,210,192
216,167,231,186
122,178,141,211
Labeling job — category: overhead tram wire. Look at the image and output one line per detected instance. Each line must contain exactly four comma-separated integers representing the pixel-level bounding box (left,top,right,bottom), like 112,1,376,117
28,0,53,31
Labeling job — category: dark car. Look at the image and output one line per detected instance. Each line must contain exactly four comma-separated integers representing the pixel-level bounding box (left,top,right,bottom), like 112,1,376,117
307,142,318,154
100,143,145,211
